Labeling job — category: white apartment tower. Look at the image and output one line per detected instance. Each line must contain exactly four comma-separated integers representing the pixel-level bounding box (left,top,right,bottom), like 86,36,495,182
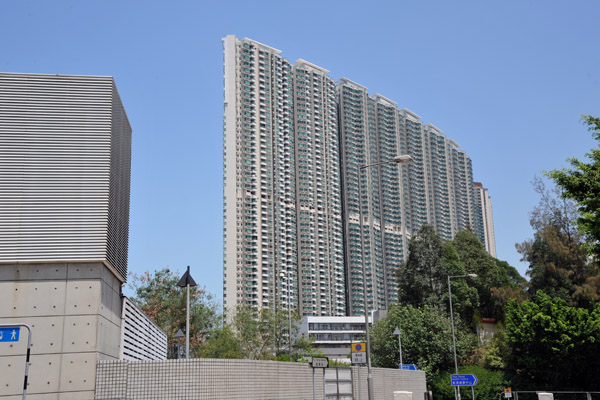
223,36,496,317
474,182,497,257
338,80,483,315
223,36,345,317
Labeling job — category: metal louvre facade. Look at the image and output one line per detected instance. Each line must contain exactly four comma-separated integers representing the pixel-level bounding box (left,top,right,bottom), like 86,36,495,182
0,73,131,281
121,297,167,361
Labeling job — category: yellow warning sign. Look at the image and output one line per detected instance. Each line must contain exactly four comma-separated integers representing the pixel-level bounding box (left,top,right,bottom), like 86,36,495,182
351,342,366,353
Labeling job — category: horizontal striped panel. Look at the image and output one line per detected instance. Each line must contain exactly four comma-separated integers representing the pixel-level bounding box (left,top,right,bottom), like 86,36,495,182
0,73,131,281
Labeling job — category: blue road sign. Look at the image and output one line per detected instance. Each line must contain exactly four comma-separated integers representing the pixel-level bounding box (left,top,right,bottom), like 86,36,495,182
0,327,20,342
399,364,418,371
451,374,478,386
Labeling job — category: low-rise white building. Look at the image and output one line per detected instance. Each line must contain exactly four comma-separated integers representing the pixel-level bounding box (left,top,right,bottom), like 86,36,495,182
299,316,374,363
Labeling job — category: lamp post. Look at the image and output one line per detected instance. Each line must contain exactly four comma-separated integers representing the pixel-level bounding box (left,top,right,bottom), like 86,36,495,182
448,273,477,400
393,327,403,367
357,154,411,400
177,266,197,359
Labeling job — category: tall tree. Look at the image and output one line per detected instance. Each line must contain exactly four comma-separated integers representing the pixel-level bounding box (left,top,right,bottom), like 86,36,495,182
453,230,526,319
129,268,219,358
397,225,478,322
548,115,600,259
516,178,600,308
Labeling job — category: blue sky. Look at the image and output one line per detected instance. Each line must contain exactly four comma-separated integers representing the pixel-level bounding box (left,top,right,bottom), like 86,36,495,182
2,0,599,302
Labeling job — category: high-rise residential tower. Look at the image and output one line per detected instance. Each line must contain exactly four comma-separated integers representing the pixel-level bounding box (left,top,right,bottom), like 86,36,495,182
223,36,346,317
338,80,482,315
292,60,346,316
474,182,497,257
223,36,496,317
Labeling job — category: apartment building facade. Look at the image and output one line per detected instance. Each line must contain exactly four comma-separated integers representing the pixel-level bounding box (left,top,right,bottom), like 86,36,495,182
223,36,495,317
223,36,346,317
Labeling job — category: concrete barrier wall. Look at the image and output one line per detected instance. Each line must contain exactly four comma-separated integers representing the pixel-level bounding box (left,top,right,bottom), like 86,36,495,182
0,262,123,400
95,358,427,400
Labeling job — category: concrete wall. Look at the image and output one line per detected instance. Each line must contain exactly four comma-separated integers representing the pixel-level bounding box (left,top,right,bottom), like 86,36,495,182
95,358,427,400
0,262,122,400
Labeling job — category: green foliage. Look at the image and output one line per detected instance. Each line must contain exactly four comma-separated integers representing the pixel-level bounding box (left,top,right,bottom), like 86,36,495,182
232,305,316,361
129,268,317,362
452,230,526,320
504,291,600,390
548,115,600,259
399,226,526,323
479,327,508,370
129,268,219,358
516,177,600,308
430,365,507,400
370,303,477,381
397,226,479,323
197,325,243,359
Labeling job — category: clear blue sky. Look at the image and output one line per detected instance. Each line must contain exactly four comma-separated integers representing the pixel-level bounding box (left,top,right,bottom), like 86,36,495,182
2,0,599,302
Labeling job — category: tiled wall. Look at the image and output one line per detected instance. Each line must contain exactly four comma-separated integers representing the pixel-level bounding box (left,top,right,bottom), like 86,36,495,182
95,358,427,400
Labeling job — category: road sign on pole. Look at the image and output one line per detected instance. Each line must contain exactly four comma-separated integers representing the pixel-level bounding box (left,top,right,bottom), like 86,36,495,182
504,388,512,398
351,341,367,364
450,374,478,386
0,324,31,400
310,357,329,368
351,342,366,353
399,364,418,370
352,352,367,364
0,327,20,342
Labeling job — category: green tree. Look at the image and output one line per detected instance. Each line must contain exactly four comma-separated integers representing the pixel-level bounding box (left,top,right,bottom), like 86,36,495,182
397,226,478,323
232,305,314,361
197,324,243,359
129,268,219,358
548,115,600,259
516,178,600,308
453,230,526,320
370,303,477,381
504,291,600,390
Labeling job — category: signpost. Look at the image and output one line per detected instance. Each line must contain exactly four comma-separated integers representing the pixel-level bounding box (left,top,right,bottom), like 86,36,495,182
311,357,329,369
451,374,478,400
451,374,478,386
310,357,329,400
399,364,418,371
0,324,31,400
0,327,20,342
351,342,367,365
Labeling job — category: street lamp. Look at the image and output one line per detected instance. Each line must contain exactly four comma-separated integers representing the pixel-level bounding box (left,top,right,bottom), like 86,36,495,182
393,327,403,367
448,273,477,400
357,154,412,400
177,266,197,359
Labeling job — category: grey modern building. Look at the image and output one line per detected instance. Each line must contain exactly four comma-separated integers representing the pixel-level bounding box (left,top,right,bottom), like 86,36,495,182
222,37,496,317
0,72,137,399
0,73,131,279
